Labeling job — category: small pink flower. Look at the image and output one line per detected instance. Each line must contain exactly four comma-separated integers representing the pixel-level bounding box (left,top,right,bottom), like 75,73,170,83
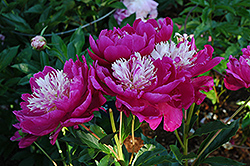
224,47,250,90
114,0,158,25
31,36,47,51
11,56,106,148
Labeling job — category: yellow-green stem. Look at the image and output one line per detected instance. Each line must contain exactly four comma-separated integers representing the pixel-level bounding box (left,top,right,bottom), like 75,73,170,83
55,140,67,166
34,142,57,166
174,129,185,149
183,103,195,166
109,108,124,161
192,96,250,166
129,115,136,165
119,111,123,146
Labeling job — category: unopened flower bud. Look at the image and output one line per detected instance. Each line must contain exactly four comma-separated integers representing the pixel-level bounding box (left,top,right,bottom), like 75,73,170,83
31,36,47,51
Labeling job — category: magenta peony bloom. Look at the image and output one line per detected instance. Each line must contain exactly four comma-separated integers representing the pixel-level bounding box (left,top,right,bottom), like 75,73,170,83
91,52,195,132
11,56,106,148
31,35,47,51
114,0,158,25
88,17,173,67
150,33,222,77
224,52,250,90
88,27,155,67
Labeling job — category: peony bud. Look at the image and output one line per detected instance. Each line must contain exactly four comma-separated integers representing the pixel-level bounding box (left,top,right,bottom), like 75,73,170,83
31,35,47,51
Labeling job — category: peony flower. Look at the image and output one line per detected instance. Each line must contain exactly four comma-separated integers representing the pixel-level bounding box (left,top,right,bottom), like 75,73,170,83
224,48,250,90
88,17,173,67
150,33,222,77
31,35,47,51
114,0,158,25
91,52,195,132
88,26,155,67
11,56,106,148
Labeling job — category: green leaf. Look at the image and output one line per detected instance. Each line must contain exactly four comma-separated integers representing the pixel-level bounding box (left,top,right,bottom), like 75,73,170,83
121,113,141,141
67,42,77,61
107,2,127,9
2,13,33,33
132,135,176,166
98,155,115,166
0,46,19,72
169,145,183,163
78,148,101,163
98,132,116,145
70,28,85,56
189,120,231,139
24,4,44,14
195,119,240,165
120,13,136,27
4,77,21,87
202,156,246,165
40,51,49,67
51,33,67,60
12,63,39,74
215,5,236,15
109,15,119,30
242,112,250,129
90,124,107,139
18,74,33,86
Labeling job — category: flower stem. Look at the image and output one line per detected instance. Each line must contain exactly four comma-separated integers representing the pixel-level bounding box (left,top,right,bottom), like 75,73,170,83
80,124,119,160
183,103,195,166
192,96,250,166
109,108,124,161
174,129,185,149
129,115,136,165
55,140,67,166
34,142,57,166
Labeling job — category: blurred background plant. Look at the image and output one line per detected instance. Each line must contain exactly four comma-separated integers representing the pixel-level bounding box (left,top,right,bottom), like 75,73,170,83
1,0,250,165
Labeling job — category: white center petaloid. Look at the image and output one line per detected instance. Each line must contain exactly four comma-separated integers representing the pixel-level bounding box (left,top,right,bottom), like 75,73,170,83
112,52,156,90
27,70,71,113
150,34,197,68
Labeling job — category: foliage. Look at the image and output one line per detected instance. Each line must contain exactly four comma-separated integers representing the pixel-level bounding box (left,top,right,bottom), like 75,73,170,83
1,0,250,166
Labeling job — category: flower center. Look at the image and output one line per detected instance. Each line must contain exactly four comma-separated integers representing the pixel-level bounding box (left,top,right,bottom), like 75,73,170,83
150,34,197,68
27,70,71,113
112,52,156,90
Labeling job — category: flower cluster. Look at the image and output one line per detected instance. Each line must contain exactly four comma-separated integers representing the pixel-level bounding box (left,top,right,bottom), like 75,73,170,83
224,46,250,90
11,56,106,148
89,18,222,131
114,0,158,25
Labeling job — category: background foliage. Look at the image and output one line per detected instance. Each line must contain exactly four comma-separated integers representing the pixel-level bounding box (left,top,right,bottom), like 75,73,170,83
1,0,250,165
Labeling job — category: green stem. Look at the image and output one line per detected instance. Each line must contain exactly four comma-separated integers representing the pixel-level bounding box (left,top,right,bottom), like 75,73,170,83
183,103,195,166
192,96,250,166
129,115,136,165
109,108,124,161
174,130,185,149
55,140,67,166
34,142,57,166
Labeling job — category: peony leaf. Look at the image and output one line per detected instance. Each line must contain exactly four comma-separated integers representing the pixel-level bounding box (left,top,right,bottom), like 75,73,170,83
194,119,240,166
189,120,231,139
202,156,245,166
0,46,19,72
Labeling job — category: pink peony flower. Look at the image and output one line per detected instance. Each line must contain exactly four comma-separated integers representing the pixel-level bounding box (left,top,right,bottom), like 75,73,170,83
11,56,106,148
114,0,158,25
150,33,222,77
31,35,47,51
90,52,195,132
88,26,155,67
88,17,173,67
224,48,250,90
